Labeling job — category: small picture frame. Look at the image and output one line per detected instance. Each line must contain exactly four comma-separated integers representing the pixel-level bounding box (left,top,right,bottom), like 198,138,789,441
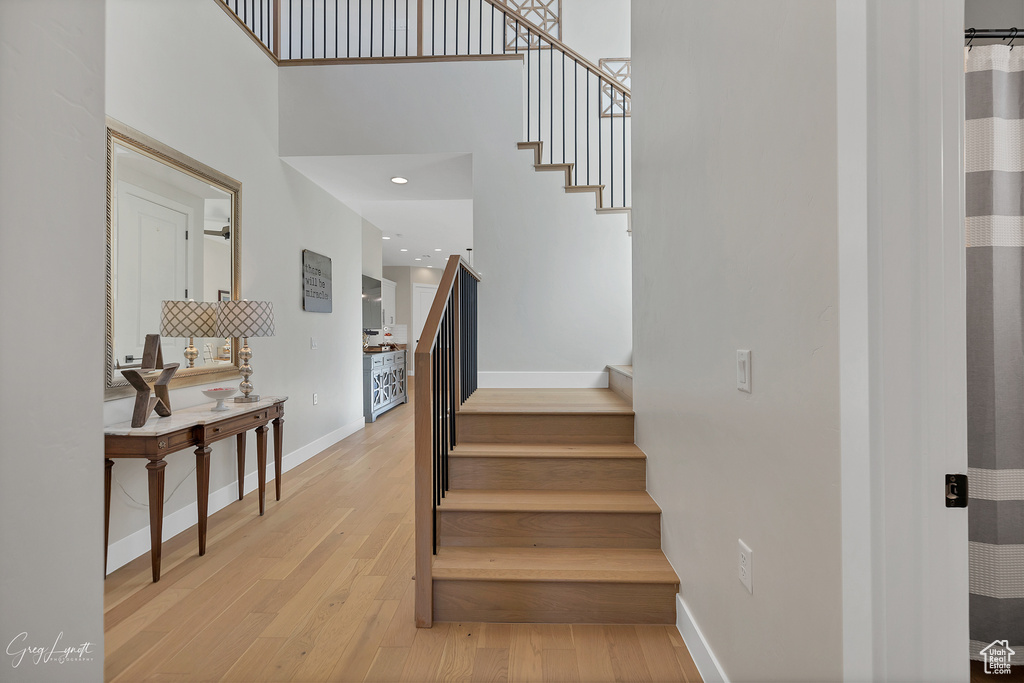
218,290,231,302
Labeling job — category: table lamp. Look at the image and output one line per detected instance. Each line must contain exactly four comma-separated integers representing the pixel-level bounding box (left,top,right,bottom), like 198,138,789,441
160,300,217,368
216,299,275,402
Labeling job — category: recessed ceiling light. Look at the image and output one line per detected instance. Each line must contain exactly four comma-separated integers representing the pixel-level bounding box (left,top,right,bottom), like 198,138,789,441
400,248,408,252
428,265,433,268
382,236,391,240
391,176,408,184
434,248,442,252
415,258,422,261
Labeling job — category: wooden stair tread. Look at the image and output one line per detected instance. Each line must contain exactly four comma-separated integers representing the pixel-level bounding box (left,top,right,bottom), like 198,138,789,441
450,443,645,459
439,489,661,513
564,184,604,192
459,388,633,415
432,547,679,584
607,364,633,378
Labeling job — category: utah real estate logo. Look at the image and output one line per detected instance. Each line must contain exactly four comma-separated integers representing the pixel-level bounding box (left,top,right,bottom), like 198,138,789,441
980,640,1016,675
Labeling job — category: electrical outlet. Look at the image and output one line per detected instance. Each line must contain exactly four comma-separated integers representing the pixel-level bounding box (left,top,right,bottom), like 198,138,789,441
310,337,318,350
738,539,753,594
312,393,318,405
736,349,751,393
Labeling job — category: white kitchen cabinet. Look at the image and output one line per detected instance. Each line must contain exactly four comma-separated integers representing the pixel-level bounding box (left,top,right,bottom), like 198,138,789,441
381,278,396,327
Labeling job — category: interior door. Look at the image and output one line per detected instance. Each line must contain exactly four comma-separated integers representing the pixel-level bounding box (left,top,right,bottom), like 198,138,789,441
114,185,189,365
411,284,439,375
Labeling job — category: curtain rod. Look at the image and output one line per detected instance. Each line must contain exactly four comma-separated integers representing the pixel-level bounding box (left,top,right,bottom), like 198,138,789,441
965,28,1020,40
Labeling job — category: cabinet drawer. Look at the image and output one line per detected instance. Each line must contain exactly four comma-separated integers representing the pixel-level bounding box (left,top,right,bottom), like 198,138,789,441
383,353,395,365
201,409,270,441
371,355,384,368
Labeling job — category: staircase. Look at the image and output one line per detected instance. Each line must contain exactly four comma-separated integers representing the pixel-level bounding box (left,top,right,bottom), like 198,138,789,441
428,385,678,624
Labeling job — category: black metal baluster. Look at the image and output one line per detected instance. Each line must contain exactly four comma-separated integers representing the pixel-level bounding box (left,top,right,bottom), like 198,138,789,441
526,27,530,140
288,0,293,58
406,0,410,55
335,0,339,56
432,0,435,55
623,101,626,206
448,298,456,449
383,0,387,56
574,59,578,178
586,69,590,184
441,310,448,493
562,50,565,165
490,1,494,53
549,39,553,163
537,34,541,145
359,0,363,56
347,0,351,56
242,0,246,26
610,82,614,208
598,75,602,196
443,0,447,54
478,0,482,54
454,0,458,55
370,0,374,56
300,0,304,57
393,0,397,56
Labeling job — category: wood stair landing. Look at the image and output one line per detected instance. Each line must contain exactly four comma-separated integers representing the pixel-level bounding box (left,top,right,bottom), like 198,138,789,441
432,388,678,624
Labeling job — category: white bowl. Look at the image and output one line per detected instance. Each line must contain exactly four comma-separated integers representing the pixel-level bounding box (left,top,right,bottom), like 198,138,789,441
202,387,237,411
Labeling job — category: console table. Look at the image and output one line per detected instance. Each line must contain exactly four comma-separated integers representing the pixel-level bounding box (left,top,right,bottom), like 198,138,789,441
104,396,288,582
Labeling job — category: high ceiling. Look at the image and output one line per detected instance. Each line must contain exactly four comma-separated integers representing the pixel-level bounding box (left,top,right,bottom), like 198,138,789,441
282,153,473,268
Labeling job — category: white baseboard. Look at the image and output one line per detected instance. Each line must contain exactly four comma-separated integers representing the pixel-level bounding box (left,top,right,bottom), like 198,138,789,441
677,594,729,683
105,417,365,574
477,371,609,389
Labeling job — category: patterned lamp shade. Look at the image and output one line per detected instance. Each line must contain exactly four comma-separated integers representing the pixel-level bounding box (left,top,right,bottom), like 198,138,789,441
216,300,276,338
160,300,217,338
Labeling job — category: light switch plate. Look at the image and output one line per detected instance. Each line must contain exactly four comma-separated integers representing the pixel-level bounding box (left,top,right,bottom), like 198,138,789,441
737,349,751,392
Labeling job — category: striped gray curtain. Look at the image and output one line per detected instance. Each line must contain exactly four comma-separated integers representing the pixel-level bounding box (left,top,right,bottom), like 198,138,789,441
966,44,1024,662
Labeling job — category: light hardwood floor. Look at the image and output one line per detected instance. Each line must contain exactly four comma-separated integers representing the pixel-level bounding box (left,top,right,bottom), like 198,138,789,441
104,385,702,682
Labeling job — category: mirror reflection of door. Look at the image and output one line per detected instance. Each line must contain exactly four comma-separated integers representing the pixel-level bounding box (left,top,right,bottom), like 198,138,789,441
114,184,190,366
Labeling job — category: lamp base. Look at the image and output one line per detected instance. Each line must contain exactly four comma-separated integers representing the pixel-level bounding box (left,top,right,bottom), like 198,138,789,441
234,395,261,403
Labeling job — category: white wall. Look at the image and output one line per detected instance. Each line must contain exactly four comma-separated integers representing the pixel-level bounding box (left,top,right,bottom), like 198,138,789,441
631,3,842,681
280,60,632,384
362,218,383,278
104,0,366,570
0,0,107,679
562,0,630,62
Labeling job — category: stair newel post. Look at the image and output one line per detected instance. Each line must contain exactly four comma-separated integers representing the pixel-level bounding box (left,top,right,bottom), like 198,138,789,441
414,344,433,627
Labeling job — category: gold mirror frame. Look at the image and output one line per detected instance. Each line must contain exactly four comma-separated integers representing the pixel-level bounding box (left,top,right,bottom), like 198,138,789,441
105,118,243,400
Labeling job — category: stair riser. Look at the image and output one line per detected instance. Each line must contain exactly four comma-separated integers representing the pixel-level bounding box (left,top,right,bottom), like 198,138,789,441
433,580,678,624
438,511,661,549
448,457,645,491
457,414,634,444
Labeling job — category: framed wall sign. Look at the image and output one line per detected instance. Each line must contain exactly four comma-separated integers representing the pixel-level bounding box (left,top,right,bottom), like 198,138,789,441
302,250,332,313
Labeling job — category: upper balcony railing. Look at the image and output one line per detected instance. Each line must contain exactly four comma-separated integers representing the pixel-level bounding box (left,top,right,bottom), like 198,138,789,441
218,0,630,208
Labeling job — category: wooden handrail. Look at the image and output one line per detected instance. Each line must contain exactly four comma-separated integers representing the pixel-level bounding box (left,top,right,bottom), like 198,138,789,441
414,254,478,627
480,0,631,98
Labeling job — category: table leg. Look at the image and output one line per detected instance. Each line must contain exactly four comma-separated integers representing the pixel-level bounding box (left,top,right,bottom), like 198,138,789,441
272,417,284,501
104,459,113,577
145,459,167,582
236,432,246,501
256,424,268,516
195,446,211,556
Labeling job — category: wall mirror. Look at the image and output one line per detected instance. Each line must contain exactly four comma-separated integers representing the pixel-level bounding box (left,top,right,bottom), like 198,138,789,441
105,119,242,400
